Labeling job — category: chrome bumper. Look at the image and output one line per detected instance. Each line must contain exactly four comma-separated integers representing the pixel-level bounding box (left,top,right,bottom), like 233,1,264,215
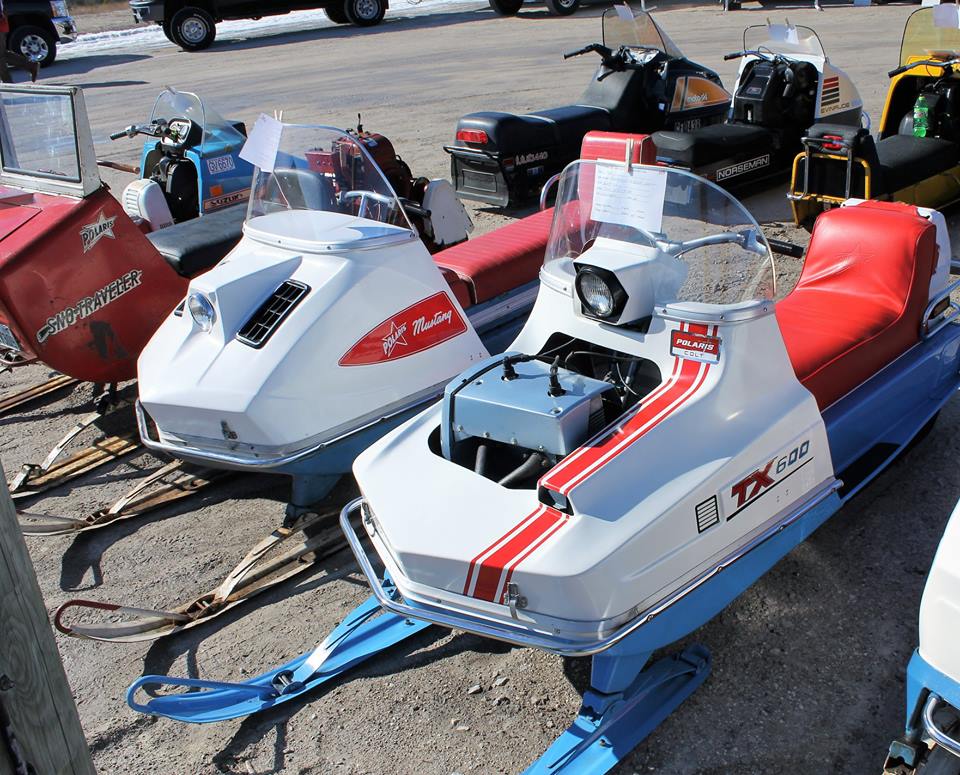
341,480,842,658
922,694,960,760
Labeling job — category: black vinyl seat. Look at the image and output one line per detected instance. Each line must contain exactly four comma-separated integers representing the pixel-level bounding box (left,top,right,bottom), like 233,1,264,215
653,123,774,167
527,105,613,148
875,134,959,193
147,203,245,278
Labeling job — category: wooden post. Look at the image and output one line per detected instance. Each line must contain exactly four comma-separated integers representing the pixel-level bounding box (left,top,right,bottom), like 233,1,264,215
0,459,95,775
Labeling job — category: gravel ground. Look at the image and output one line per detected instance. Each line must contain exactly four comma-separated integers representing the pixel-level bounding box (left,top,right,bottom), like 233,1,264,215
5,2,959,773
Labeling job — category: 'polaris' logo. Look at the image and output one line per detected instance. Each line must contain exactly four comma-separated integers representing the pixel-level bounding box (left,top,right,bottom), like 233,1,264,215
716,154,770,181
382,321,408,357
670,330,721,363
80,211,117,253
517,151,548,165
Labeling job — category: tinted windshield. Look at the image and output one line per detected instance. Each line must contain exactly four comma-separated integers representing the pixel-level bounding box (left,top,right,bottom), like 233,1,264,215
246,123,413,243
743,23,825,59
601,8,683,57
900,7,960,67
150,88,244,155
0,89,79,182
546,160,775,307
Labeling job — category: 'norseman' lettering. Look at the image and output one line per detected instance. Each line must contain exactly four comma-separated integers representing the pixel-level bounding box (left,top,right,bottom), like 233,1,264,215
36,269,143,344
413,310,453,336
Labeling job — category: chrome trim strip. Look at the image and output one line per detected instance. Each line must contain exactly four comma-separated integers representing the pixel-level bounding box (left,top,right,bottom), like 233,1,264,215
922,277,960,340
922,694,960,760
539,174,560,211
340,479,842,657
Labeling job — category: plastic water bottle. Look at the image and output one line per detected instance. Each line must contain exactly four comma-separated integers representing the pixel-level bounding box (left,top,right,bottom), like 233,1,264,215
914,98,930,138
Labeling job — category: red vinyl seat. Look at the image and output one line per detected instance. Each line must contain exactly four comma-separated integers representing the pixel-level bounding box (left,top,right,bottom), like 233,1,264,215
776,201,938,410
434,207,554,305
434,131,657,306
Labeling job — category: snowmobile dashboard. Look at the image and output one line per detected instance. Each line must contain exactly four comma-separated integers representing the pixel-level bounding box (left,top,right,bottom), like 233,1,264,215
564,42,666,81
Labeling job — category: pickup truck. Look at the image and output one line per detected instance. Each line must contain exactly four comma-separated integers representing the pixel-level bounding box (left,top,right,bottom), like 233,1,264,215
129,0,387,51
8,0,76,67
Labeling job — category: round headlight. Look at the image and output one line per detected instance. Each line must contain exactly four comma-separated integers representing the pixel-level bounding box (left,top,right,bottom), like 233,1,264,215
577,272,616,317
187,291,216,331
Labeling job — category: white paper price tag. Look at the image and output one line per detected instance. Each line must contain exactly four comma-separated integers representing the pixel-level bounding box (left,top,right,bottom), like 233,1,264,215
615,3,634,20
239,113,284,173
590,163,667,233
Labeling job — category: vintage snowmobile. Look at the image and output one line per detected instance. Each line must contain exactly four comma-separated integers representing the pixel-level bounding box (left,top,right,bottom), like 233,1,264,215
883,500,960,775
51,132,650,643
790,7,960,226
653,21,863,191
446,9,730,207
3,85,475,510
128,151,960,774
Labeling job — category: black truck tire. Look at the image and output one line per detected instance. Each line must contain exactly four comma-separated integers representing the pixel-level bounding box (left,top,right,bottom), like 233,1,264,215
9,24,56,67
488,0,523,14
345,0,385,25
169,6,217,50
544,0,578,15
324,1,350,22
162,18,176,40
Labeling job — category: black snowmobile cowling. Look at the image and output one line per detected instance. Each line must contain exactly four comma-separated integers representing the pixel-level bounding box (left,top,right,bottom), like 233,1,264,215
445,9,731,207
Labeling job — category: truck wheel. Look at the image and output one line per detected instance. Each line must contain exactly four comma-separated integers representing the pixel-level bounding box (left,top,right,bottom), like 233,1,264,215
170,7,217,51
324,1,350,22
345,0,386,26
488,0,523,14
544,0,578,14
162,19,176,41
9,25,56,67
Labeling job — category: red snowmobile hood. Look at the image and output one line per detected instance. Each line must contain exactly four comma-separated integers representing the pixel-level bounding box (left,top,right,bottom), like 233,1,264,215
0,200,40,242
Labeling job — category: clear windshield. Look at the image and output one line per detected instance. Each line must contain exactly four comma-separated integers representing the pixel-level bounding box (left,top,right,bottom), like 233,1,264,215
150,87,244,155
743,23,825,59
601,8,683,58
0,89,79,182
546,160,775,307
900,8,960,67
246,124,413,238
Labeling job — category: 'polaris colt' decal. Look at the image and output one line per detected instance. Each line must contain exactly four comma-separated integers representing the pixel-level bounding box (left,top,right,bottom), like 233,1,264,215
726,439,812,520
37,269,143,344
671,329,721,363
80,211,117,253
716,155,770,182
338,291,467,366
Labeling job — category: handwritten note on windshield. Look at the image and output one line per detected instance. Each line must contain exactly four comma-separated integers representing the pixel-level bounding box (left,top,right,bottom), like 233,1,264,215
590,163,667,233
239,113,283,173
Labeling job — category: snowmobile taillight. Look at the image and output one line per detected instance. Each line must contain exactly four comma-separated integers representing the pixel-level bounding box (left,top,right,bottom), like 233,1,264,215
821,135,844,152
456,129,489,145
574,266,627,322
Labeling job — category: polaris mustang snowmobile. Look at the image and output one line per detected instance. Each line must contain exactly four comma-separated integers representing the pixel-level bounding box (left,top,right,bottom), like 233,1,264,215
447,9,730,207
128,146,960,772
654,21,862,191
883,500,960,775
790,7,960,226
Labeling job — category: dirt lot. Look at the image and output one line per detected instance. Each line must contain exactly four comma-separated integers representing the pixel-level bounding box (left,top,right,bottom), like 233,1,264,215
5,2,960,773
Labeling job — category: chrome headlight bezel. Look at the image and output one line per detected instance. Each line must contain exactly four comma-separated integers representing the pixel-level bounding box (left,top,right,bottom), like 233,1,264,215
187,291,216,332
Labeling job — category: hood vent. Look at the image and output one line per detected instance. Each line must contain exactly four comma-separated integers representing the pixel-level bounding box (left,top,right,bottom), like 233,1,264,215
237,280,309,348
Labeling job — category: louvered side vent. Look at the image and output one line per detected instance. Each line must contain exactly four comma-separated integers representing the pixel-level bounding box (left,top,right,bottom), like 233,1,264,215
236,281,309,348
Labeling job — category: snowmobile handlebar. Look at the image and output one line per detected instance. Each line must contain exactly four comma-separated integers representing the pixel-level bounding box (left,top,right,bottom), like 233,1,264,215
109,120,172,141
888,58,960,78
563,42,612,60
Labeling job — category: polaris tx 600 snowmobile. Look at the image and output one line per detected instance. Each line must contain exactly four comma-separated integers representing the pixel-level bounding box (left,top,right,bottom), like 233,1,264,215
790,7,960,226
883,499,960,775
654,21,862,191
446,9,730,207
130,145,960,773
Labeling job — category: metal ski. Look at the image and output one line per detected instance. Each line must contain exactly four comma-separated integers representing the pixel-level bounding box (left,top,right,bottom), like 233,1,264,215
125,582,430,722
56,510,349,643
18,461,228,537
0,374,78,418
7,408,140,500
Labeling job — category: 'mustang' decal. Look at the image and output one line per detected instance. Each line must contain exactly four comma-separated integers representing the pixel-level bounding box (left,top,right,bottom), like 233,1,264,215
339,291,467,366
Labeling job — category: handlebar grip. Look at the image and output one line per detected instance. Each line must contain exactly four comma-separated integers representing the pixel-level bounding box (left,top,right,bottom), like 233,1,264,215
887,66,906,78
109,130,127,140
723,52,742,61
768,238,804,259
